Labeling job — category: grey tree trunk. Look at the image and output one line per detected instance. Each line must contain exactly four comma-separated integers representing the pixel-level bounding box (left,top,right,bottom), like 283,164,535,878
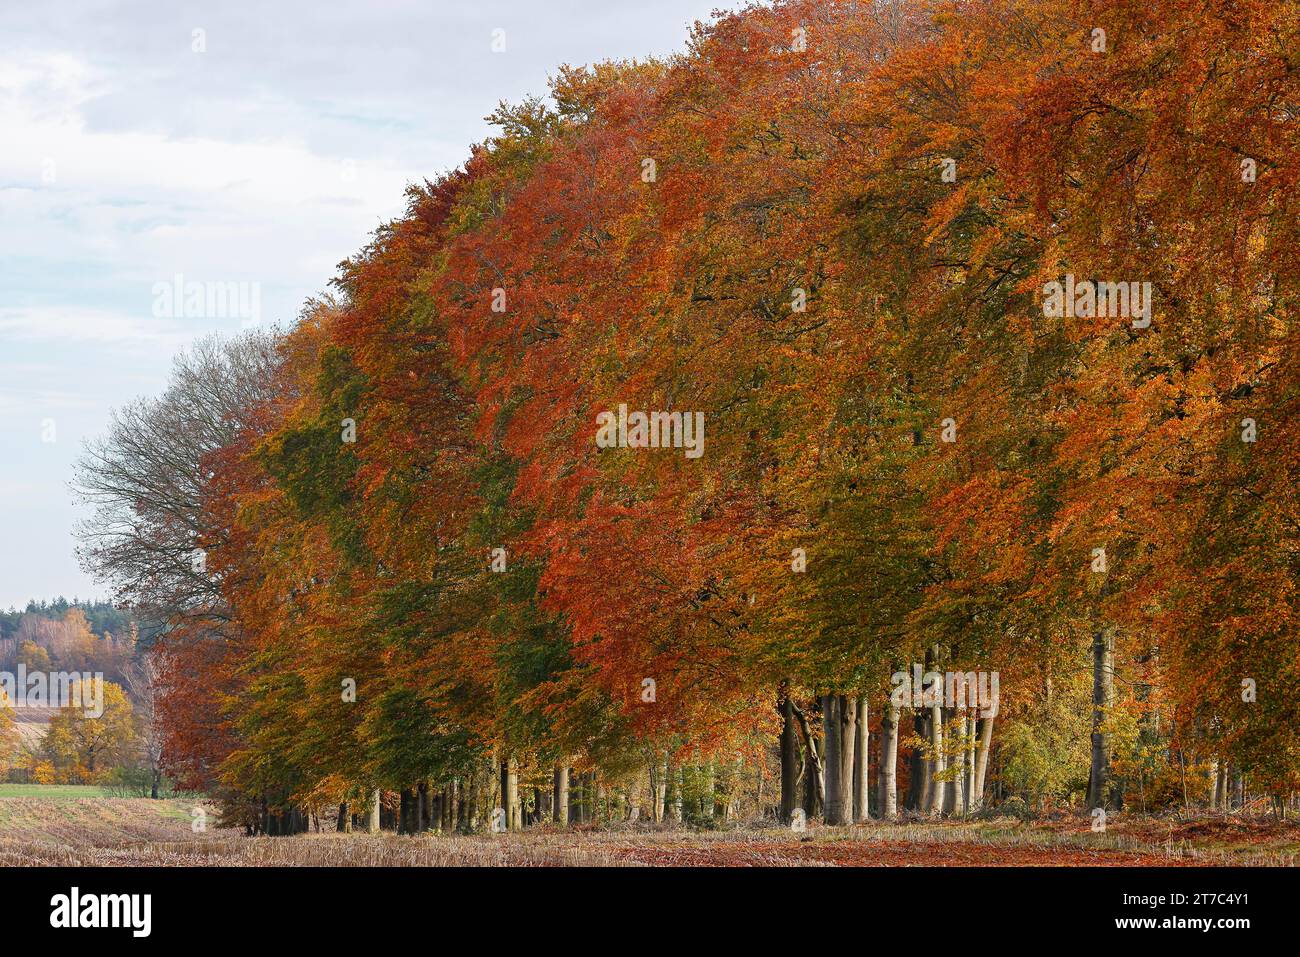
400,787,416,834
366,789,381,833
468,769,482,832
943,710,961,816
955,713,970,816
652,756,668,822
498,758,508,825
1213,760,1227,811
929,699,946,815
973,713,994,810
504,756,521,830
626,776,643,823
553,765,569,824
905,707,930,811
966,719,976,811
822,694,857,825
663,759,680,823
880,701,899,818
840,696,857,823
780,694,800,823
852,694,869,822
793,700,824,818
821,695,841,823
1087,627,1116,809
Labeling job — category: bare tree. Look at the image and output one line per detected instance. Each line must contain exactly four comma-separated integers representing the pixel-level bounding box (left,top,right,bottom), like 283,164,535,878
123,648,165,798
73,330,283,630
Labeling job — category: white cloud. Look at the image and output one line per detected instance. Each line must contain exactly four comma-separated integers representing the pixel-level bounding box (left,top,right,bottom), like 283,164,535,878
0,306,193,345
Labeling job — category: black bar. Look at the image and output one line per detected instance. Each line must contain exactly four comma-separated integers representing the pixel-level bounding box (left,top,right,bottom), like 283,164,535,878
1,865,1289,943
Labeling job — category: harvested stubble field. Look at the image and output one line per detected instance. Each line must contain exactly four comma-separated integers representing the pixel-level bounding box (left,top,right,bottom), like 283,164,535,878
3,792,1298,866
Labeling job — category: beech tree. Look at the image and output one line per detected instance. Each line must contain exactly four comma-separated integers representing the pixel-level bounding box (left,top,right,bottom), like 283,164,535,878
76,0,1300,829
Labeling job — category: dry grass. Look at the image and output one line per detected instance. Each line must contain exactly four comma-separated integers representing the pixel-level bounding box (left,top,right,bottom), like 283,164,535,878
0,795,202,866
3,794,1297,866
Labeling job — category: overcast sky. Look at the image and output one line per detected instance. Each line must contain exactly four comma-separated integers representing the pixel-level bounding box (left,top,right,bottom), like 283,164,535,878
0,0,732,610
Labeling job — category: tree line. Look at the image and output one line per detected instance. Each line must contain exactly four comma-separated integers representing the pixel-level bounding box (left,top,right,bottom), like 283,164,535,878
76,0,1299,833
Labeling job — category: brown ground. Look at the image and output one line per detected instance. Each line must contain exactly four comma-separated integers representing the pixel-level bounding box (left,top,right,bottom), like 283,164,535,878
3,795,1297,866
611,836,1198,867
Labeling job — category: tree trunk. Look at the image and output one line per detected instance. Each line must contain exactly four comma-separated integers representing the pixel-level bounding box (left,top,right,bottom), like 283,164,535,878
366,789,381,833
627,776,643,823
467,769,482,832
929,698,946,815
840,696,857,822
553,766,569,824
942,709,961,816
577,770,593,824
505,756,521,830
498,759,507,825
792,700,824,818
780,693,800,823
880,701,899,818
822,694,857,825
821,695,842,824
852,694,869,822
966,718,977,813
1087,627,1115,809
905,707,930,811
398,787,413,834
973,713,994,810
713,764,728,823
956,712,967,816
654,756,668,822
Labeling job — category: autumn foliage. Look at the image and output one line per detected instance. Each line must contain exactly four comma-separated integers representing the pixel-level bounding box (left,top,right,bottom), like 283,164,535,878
96,0,1299,828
